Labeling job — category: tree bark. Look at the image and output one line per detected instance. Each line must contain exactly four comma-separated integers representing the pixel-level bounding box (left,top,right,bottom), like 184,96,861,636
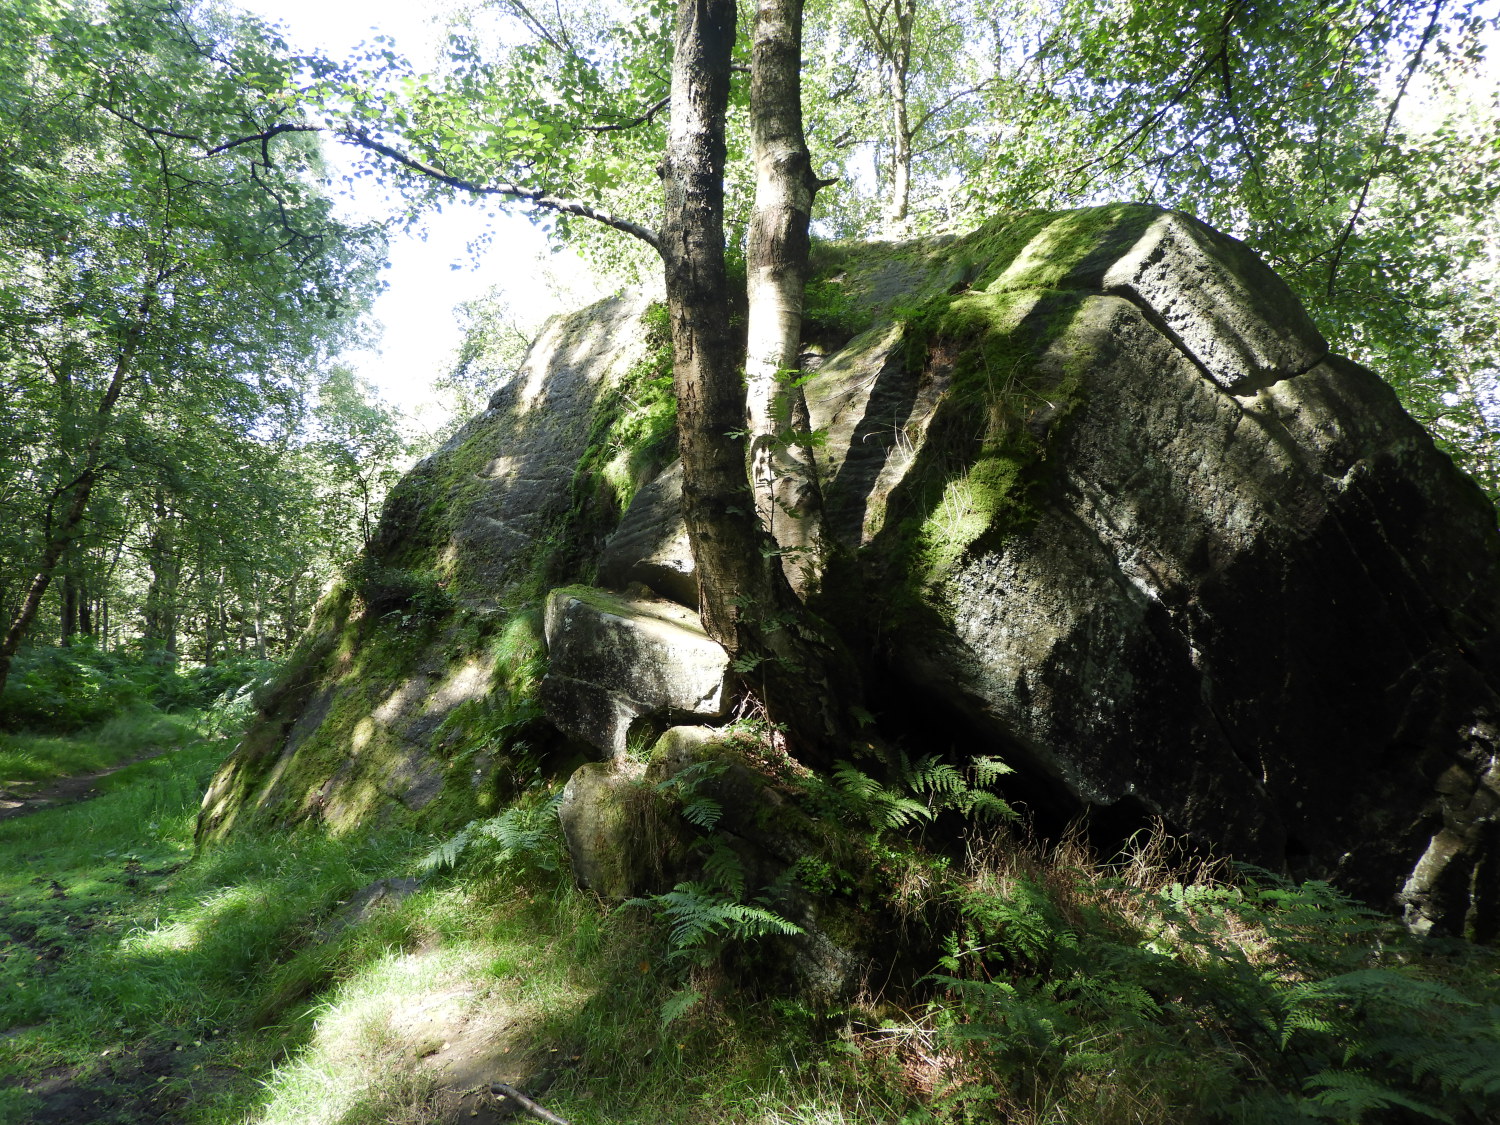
663,0,861,768
858,0,915,229
61,571,79,645
886,60,912,228
143,494,181,661
745,0,826,594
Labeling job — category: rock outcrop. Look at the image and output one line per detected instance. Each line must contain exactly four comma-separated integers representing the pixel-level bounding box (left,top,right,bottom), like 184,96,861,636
197,294,664,839
202,203,1500,940
540,586,733,759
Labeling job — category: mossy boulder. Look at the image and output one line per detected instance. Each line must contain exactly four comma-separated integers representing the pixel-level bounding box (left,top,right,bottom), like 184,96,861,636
204,205,1500,940
556,725,874,997
594,205,1500,935
539,586,734,759
197,294,664,841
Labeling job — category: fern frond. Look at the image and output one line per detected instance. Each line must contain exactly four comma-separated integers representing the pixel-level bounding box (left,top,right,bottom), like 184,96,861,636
681,796,723,829
961,790,1017,822
659,987,703,1028
640,879,803,962
832,760,882,802
701,839,746,899
971,755,1014,785
904,753,965,795
722,901,804,938
1302,1069,1453,1123
417,822,477,873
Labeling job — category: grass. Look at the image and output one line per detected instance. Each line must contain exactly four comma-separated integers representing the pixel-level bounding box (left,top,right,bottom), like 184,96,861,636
0,716,428,1124
5,708,1500,1125
0,711,901,1125
0,707,199,795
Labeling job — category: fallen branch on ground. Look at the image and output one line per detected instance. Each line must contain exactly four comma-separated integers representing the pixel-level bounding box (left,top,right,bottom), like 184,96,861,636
490,1082,573,1125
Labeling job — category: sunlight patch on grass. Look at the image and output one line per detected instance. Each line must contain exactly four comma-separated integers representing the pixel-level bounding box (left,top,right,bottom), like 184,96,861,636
120,916,202,956
249,933,574,1125
0,708,198,792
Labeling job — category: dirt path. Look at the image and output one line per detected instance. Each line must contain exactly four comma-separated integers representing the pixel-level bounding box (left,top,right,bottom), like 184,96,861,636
0,746,176,822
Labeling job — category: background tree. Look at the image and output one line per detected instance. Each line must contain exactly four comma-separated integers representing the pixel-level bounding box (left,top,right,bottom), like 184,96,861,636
0,0,383,695
801,0,1500,480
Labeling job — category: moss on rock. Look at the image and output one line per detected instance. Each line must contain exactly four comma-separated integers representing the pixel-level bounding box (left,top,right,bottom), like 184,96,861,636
199,295,668,843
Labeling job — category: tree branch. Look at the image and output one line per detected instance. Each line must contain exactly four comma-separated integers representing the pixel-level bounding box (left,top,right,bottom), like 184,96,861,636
339,128,662,252
1061,0,1245,187
489,1083,572,1125
501,0,569,53
96,101,204,144
1322,0,1446,298
205,123,321,155
581,93,671,134
909,78,1001,139
202,122,663,251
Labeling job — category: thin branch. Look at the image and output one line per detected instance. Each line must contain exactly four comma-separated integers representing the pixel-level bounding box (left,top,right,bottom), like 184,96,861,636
581,93,671,134
503,0,568,53
909,78,1001,139
205,123,320,155
1061,0,1244,186
339,127,661,251
204,115,661,250
1323,0,1446,298
95,101,204,144
490,1083,572,1125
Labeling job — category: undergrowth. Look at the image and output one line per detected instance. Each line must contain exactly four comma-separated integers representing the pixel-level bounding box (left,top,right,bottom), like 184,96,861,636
4,699,1499,1125
0,641,272,732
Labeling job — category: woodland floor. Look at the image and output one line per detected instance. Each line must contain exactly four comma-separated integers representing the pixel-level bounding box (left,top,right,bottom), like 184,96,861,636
0,745,176,823
0,734,576,1125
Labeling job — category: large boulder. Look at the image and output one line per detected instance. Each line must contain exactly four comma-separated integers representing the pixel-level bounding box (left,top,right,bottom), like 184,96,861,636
599,204,1500,936
827,208,1500,937
203,203,1500,939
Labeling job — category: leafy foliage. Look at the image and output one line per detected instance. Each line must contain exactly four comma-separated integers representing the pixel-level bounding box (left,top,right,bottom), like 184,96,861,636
924,852,1500,1123
830,750,1016,832
418,792,566,878
629,877,805,965
0,0,388,680
0,641,272,732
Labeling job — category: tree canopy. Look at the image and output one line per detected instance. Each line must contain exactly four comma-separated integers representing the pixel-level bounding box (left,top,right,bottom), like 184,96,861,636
319,0,1498,480
0,0,390,695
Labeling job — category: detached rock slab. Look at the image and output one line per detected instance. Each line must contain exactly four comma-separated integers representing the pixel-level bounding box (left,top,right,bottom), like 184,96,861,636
540,586,733,758
992,206,1328,390
597,461,697,608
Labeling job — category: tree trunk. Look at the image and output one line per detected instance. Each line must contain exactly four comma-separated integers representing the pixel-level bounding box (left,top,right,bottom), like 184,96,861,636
886,62,912,228
745,0,826,594
663,0,861,768
0,472,98,688
281,576,299,656
0,298,150,696
859,0,915,229
143,495,181,661
61,571,79,645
